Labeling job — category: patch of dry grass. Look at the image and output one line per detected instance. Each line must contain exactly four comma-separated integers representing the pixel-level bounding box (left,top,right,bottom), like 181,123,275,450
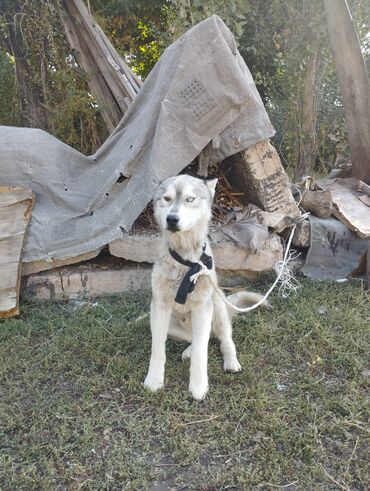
0,279,368,490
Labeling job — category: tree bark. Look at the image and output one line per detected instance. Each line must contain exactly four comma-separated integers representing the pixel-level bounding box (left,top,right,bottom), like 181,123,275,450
295,43,320,180
324,0,370,183
5,14,48,128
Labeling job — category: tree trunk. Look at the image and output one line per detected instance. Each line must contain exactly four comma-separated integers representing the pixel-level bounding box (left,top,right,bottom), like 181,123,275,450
5,15,48,128
324,0,370,183
295,43,320,180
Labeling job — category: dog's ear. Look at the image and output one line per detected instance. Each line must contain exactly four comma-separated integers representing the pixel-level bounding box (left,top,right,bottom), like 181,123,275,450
204,178,218,197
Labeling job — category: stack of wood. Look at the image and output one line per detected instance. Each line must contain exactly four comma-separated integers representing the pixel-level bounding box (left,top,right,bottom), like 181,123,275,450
0,187,34,318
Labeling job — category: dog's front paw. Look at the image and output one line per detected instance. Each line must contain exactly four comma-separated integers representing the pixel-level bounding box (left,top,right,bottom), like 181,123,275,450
189,381,208,401
144,374,163,392
223,357,242,372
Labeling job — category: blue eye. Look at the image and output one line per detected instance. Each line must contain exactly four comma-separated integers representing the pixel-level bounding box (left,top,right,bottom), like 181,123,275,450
186,197,195,202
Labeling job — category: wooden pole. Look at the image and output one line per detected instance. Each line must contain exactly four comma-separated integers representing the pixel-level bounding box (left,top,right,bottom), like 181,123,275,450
61,0,142,132
324,0,370,183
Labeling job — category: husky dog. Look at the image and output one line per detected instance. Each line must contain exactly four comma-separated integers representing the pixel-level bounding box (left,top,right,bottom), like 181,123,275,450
144,174,264,400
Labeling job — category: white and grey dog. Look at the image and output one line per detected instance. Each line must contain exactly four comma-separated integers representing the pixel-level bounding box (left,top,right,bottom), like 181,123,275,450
144,174,263,400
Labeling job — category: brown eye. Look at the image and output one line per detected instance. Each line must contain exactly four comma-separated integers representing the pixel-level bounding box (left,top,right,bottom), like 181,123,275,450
186,197,195,202
163,196,171,202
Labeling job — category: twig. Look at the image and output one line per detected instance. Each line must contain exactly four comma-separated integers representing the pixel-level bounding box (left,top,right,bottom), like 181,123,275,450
178,415,219,426
214,448,250,458
344,436,359,478
320,464,351,491
343,421,369,434
265,480,299,489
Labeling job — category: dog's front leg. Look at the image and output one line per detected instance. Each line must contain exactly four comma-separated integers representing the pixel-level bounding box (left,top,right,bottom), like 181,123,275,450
189,296,213,401
144,297,171,392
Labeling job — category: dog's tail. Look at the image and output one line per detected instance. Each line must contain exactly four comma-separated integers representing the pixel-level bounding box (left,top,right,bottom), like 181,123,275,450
225,291,269,320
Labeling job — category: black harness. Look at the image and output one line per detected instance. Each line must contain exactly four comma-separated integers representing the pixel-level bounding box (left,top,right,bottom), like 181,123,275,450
169,244,213,305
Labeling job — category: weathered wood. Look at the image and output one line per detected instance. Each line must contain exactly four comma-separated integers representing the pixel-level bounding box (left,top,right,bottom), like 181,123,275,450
292,220,311,248
350,242,370,290
224,139,300,223
324,0,370,182
0,186,34,318
357,180,370,198
21,249,101,276
367,243,370,290
61,0,142,132
330,184,370,238
300,190,333,219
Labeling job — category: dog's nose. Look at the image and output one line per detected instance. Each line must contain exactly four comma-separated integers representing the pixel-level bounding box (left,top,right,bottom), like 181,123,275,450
166,214,179,228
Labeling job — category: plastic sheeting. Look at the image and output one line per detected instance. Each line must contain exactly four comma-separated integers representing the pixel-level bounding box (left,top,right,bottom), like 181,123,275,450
302,216,369,280
0,16,274,263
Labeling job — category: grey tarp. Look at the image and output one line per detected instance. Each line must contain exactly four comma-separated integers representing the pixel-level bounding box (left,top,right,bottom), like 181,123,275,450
0,15,274,263
302,216,369,280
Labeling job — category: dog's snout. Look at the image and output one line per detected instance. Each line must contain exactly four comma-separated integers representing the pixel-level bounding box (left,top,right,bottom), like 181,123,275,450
166,214,179,229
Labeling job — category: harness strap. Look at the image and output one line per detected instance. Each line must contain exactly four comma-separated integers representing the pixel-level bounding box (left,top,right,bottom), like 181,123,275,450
169,244,213,305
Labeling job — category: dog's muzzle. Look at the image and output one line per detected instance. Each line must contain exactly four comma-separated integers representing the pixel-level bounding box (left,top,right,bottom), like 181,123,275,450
166,214,180,232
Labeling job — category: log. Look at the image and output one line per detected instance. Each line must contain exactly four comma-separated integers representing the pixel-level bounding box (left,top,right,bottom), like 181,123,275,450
300,189,333,219
223,139,300,227
350,242,370,290
0,186,34,318
292,220,311,248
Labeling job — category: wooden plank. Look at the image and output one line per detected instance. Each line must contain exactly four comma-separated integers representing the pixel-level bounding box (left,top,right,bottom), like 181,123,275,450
0,186,34,318
331,188,370,238
317,179,370,238
21,249,101,276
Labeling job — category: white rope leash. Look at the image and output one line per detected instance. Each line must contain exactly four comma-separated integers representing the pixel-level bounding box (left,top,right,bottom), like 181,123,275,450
191,211,308,313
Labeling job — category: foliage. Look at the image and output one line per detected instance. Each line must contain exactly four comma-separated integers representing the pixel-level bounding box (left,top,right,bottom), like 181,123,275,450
169,0,248,41
0,50,19,126
0,0,107,153
91,0,171,78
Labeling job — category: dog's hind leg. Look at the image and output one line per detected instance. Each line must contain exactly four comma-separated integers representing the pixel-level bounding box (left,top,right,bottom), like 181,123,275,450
182,344,192,360
212,293,241,372
144,298,172,392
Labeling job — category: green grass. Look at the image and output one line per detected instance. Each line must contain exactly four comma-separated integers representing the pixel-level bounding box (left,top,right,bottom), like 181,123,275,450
0,278,369,490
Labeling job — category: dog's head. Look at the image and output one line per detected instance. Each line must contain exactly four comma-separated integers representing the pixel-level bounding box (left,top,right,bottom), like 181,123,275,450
153,175,217,233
